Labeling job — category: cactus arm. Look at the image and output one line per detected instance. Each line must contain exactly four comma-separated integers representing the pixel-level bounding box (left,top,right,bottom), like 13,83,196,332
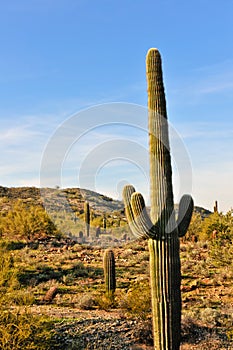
177,194,194,237
130,192,158,239
122,185,143,238
122,185,158,239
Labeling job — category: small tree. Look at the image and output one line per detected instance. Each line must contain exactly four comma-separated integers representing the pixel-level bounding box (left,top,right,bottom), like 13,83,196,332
185,212,202,242
200,211,233,241
0,200,60,242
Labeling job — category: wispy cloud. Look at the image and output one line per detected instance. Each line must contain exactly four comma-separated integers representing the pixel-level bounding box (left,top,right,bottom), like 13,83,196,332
169,59,233,104
0,126,41,146
0,114,63,186
173,121,233,140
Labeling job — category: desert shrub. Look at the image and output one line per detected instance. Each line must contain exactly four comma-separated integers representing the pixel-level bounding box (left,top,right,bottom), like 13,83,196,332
185,212,203,241
226,328,233,341
95,293,117,310
0,248,56,349
200,210,233,267
69,262,89,278
2,289,35,306
199,307,222,326
120,280,151,319
0,249,20,290
209,237,233,267
0,309,55,350
0,200,61,242
200,210,233,241
78,293,98,310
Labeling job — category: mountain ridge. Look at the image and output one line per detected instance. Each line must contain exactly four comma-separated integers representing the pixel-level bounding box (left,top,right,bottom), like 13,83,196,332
0,185,211,218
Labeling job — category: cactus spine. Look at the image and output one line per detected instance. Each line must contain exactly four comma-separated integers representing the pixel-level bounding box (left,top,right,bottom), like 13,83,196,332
103,249,116,298
84,201,90,237
122,48,194,350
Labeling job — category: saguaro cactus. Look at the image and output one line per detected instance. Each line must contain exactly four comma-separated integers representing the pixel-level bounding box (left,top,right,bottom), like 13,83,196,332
84,201,90,237
103,215,107,233
122,48,194,350
214,200,218,213
103,249,116,298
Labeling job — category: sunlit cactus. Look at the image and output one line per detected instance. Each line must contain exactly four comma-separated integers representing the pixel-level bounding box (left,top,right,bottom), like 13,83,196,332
122,48,194,350
84,201,90,237
103,249,116,298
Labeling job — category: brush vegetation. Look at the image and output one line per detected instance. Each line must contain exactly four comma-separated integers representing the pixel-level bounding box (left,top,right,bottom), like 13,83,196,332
0,193,232,348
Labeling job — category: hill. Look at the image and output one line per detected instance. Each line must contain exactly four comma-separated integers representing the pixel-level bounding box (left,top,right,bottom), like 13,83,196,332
0,186,211,218
0,186,124,215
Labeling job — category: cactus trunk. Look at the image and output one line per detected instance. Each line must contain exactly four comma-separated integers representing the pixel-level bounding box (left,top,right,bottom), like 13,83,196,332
122,48,194,350
103,215,107,233
84,201,90,237
103,249,116,298
149,236,181,349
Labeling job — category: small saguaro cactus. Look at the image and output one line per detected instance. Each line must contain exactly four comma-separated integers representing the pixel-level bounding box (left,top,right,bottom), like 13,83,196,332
103,249,116,298
84,201,90,237
78,231,84,243
122,48,194,350
103,215,107,232
96,226,101,238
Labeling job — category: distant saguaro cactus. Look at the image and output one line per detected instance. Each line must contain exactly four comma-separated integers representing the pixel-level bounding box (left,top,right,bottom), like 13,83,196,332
84,201,90,237
78,231,84,243
122,48,193,350
96,226,101,238
103,215,107,232
103,249,116,298
214,200,218,213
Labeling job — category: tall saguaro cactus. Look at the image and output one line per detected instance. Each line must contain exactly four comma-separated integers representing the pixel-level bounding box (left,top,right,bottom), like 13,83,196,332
84,201,90,237
103,249,116,298
122,48,194,350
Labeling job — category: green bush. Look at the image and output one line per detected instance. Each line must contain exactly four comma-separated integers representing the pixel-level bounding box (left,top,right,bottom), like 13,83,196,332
95,293,117,310
120,280,151,319
0,200,60,242
209,238,233,267
200,210,233,241
0,249,20,290
2,289,35,306
0,309,55,350
185,212,202,241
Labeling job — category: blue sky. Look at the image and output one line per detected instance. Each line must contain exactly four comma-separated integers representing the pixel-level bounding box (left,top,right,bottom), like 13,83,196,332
0,0,233,212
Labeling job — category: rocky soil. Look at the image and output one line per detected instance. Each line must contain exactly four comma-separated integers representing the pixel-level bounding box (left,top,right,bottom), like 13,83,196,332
21,305,231,350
